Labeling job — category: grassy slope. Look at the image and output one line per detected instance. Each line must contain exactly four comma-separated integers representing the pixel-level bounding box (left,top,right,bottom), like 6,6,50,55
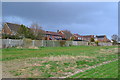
70,60,118,78
2,46,118,78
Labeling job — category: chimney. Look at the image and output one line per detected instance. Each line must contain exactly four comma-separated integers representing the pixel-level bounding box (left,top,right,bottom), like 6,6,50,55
57,30,59,33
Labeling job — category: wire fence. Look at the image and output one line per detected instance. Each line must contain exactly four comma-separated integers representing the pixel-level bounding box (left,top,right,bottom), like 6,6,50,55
1,39,112,48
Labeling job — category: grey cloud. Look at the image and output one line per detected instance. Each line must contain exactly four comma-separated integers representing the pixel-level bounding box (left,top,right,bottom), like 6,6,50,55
2,2,118,39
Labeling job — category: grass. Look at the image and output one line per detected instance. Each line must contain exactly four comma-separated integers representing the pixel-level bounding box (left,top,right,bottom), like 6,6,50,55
70,60,118,78
2,46,117,61
2,46,118,78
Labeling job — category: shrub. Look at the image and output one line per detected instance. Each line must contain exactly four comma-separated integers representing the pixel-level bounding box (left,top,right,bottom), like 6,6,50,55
112,40,117,45
60,41,66,47
70,36,75,41
2,34,22,39
90,38,95,42
95,41,99,46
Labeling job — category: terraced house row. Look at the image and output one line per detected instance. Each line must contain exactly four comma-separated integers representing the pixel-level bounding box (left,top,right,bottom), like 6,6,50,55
2,22,110,42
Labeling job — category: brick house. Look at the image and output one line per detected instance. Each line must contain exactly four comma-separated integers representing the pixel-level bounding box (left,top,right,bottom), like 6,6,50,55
73,34,82,41
95,35,110,42
2,22,21,35
57,30,73,40
2,23,63,40
45,31,62,40
81,35,94,41
73,34,94,41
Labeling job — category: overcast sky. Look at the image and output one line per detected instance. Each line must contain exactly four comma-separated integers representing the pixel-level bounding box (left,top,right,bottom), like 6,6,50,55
2,2,118,39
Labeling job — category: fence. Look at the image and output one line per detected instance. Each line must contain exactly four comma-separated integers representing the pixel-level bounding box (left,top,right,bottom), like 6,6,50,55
98,42,112,46
2,39,23,48
1,39,113,48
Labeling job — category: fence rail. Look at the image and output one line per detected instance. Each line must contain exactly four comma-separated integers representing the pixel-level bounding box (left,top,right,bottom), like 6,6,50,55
0,39,112,48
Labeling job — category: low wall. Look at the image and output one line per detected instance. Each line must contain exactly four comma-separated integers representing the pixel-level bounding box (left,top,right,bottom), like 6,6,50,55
1,39,113,48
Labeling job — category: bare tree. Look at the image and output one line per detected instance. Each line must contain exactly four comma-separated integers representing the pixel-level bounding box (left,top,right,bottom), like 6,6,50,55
111,34,118,41
111,34,118,45
30,23,45,40
63,30,73,40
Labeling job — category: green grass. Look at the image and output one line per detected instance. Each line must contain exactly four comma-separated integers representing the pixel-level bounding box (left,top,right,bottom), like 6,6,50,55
70,60,118,78
2,46,118,78
2,46,117,61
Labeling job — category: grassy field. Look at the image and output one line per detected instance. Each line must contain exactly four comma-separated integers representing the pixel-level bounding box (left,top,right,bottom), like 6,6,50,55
2,46,118,78
70,60,118,78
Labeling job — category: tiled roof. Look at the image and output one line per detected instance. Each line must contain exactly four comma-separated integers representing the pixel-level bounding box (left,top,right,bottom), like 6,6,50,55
45,31,62,36
81,35,94,38
74,34,94,38
6,22,21,32
74,34,82,37
96,35,105,38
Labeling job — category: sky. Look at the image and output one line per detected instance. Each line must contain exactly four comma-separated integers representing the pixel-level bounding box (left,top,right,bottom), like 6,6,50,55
2,2,118,39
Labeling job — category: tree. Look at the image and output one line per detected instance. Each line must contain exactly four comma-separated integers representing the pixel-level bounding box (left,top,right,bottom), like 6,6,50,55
63,30,73,40
111,34,118,41
71,36,75,41
90,38,95,42
111,34,118,44
30,23,45,40
17,24,31,38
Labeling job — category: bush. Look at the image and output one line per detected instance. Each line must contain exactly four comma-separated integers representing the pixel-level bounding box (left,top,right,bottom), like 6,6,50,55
112,40,117,45
60,41,66,47
70,36,75,41
90,38,95,42
2,34,22,39
95,41,99,46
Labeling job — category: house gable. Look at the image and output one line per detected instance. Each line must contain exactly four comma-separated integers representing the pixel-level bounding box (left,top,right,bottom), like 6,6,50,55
96,35,110,42
2,23,12,35
2,22,22,35
45,31,62,40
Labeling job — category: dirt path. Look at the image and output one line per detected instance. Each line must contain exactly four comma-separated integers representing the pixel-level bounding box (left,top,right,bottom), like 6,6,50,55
59,59,118,78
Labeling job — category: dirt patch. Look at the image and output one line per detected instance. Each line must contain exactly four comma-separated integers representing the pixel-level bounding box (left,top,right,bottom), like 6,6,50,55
28,46,39,49
31,55,96,62
2,59,31,78
99,48,118,54
59,59,118,78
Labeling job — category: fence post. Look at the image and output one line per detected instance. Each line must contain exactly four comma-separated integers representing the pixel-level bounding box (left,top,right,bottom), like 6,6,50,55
9,39,11,47
53,41,54,47
32,40,35,47
46,40,47,47
42,40,43,47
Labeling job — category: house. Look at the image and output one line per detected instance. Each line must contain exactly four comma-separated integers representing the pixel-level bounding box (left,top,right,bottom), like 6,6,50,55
2,22,21,35
45,31,62,40
73,34,82,41
95,35,110,42
80,35,94,41
57,30,73,40
2,23,63,40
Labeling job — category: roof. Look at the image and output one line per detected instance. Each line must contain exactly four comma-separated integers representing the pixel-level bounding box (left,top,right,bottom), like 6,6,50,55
96,35,106,38
74,34,82,37
96,35,110,42
81,35,94,38
5,22,21,32
74,34,95,38
45,31,62,36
